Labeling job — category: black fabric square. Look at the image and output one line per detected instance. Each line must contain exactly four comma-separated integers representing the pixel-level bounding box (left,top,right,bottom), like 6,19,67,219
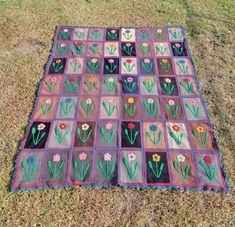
106,28,119,41
49,58,66,74
159,77,178,96
121,121,141,148
121,76,139,94
24,122,51,149
104,58,119,74
146,152,170,183
171,42,187,56
59,27,72,40
121,42,136,56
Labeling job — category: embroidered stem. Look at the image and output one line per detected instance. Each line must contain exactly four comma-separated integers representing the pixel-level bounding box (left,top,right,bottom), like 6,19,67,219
148,161,164,178
73,160,90,181
77,128,92,143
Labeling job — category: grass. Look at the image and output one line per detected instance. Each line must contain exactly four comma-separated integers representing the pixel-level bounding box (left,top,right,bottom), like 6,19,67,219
0,0,234,225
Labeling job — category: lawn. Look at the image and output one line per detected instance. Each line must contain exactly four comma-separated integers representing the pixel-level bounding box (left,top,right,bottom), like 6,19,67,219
0,0,234,225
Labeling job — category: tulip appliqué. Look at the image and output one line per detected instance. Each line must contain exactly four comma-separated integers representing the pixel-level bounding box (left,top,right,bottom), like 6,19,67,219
41,98,53,115
122,43,135,56
60,98,74,116
160,58,171,73
60,28,71,40
102,98,117,117
45,76,58,93
122,153,139,180
124,122,139,145
31,123,46,146
48,154,64,178
192,126,209,147
21,155,37,181
65,77,78,93
87,58,99,73
52,59,64,73
123,77,136,92
143,77,155,94
105,59,117,73
76,123,92,143
74,30,85,40
98,153,116,181
138,29,149,41
143,98,157,117
172,43,184,55
169,124,184,145
141,58,153,73
57,43,68,56
199,156,217,181
100,123,115,144
154,29,165,39
155,43,167,56
163,78,175,95
146,125,163,145
148,154,164,178
180,78,194,93
106,43,117,55
84,77,97,92
122,29,133,41
104,77,117,93
165,100,179,118
69,58,81,72
173,154,190,181
73,152,90,181
89,43,100,55
169,28,182,40
54,123,70,145
185,99,200,118
139,43,150,56
124,97,137,117
123,59,135,73
81,98,94,116
176,59,189,74
73,41,84,56
107,29,118,40
90,28,102,40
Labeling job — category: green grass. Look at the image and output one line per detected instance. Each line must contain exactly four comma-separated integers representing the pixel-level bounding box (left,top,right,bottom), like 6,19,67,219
0,0,234,225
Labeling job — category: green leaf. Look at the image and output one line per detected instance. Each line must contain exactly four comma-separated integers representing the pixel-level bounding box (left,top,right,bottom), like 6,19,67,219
185,164,190,175
146,131,151,137
100,127,105,135
77,127,80,136
21,161,26,169
173,161,178,171
48,160,52,169
73,160,78,169
124,128,128,136
148,160,153,169
31,127,36,134
54,127,59,136
199,159,207,169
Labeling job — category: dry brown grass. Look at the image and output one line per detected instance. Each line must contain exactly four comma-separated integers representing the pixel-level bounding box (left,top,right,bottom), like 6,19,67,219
0,0,234,226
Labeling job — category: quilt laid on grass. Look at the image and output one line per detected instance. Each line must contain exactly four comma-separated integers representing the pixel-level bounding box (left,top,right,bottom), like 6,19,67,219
11,26,229,192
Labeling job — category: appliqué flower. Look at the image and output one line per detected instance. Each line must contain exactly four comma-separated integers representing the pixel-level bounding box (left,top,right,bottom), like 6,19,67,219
59,123,67,130
168,100,175,105
128,122,135,129
203,156,212,164
172,124,180,132
53,154,61,162
152,154,161,162
105,122,112,130
37,123,46,131
128,153,136,161
177,154,185,162
82,123,89,131
127,97,134,104
147,98,154,104
149,124,157,132
79,152,87,160
197,126,204,133
86,98,92,104
104,153,112,161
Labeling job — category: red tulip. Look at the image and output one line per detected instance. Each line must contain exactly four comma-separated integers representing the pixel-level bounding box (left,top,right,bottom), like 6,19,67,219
128,122,135,129
76,41,83,47
59,123,67,130
126,59,132,64
203,156,212,164
183,78,190,83
69,78,76,83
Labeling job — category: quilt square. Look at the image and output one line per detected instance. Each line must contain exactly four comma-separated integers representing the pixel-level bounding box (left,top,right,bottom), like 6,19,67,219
71,150,93,184
42,150,69,185
95,150,118,184
145,152,170,184
11,26,229,192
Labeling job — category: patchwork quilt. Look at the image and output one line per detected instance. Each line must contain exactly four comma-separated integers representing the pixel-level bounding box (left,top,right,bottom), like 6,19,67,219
11,26,229,192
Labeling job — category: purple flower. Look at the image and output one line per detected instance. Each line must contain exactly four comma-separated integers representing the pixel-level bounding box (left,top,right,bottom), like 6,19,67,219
178,59,186,64
149,125,158,132
26,155,36,165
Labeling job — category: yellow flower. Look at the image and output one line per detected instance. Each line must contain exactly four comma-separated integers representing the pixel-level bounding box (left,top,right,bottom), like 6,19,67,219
109,44,115,48
56,59,61,64
88,77,96,83
152,154,161,162
162,58,168,63
128,97,134,104
145,77,151,83
197,126,204,133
